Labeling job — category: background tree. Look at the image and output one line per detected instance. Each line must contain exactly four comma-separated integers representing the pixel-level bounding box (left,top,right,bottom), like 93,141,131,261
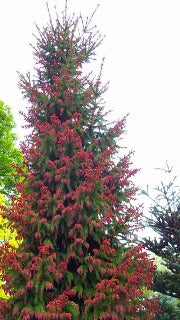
143,256,180,320
143,163,180,298
0,194,20,300
0,100,23,197
143,163,180,319
153,294,179,320
0,101,22,299
0,4,159,319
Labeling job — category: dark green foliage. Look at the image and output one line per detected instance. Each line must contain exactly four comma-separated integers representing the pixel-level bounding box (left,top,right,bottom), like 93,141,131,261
153,270,180,299
154,295,180,320
143,164,180,298
143,163,180,318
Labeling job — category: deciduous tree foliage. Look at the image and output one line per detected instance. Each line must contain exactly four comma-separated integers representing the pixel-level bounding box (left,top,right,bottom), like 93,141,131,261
0,5,159,320
0,100,22,196
0,194,20,300
0,102,22,299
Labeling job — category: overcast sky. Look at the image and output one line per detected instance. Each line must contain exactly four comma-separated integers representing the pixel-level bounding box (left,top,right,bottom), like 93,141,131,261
0,0,179,208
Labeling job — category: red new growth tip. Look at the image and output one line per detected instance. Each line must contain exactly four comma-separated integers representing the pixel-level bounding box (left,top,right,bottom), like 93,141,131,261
0,3,160,320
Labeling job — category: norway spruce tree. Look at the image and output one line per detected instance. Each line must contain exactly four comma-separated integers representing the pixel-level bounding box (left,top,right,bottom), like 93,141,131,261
0,5,159,320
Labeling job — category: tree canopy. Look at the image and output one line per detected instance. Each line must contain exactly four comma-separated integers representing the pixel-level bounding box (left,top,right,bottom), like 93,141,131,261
0,100,23,197
0,194,20,300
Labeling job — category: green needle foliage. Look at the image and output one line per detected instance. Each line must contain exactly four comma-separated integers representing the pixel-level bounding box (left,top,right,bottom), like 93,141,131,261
0,4,160,320
143,164,180,298
143,163,180,319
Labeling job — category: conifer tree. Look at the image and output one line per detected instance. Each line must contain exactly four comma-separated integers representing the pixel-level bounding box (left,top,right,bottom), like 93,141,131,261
143,164,180,298
143,164,180,319
0,4,160,320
